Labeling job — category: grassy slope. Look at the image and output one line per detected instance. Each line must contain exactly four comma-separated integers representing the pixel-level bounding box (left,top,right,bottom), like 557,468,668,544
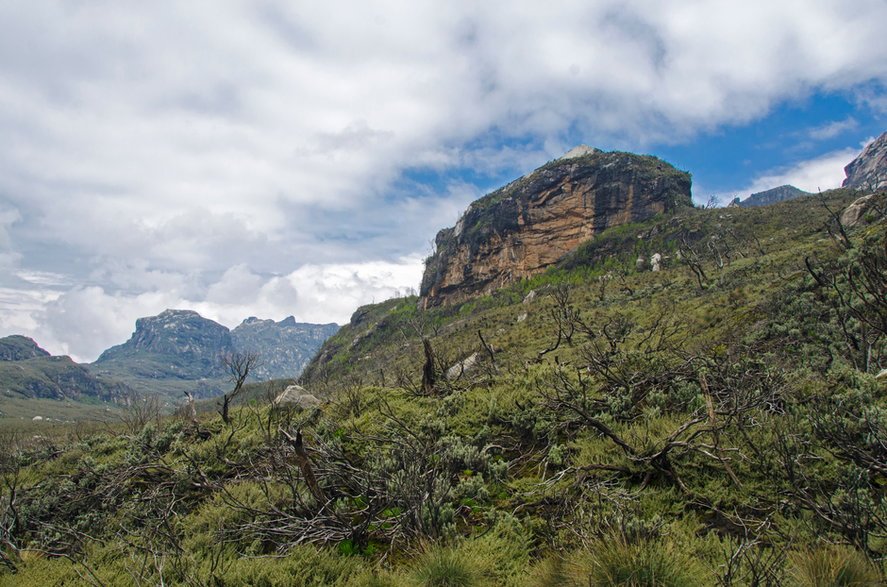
2,188,885,585
302,189,867,389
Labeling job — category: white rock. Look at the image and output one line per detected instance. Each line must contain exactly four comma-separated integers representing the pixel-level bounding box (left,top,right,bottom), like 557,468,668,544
273,385,322,409
446,352,479,380
840,194,877,228
651,252,663,272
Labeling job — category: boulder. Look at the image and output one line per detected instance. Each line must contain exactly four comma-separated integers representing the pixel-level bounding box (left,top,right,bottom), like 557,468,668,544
840,194,878,227
651,252,663,272
273,384,322,409
446,353,479,380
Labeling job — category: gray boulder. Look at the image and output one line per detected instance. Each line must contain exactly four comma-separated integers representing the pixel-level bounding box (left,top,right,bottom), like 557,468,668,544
273,384,322,409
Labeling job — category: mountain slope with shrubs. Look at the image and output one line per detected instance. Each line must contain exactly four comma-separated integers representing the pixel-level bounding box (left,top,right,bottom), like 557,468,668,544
1,186,885,585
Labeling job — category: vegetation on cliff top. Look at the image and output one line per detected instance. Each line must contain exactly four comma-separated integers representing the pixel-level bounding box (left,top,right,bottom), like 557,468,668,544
1,188,885,585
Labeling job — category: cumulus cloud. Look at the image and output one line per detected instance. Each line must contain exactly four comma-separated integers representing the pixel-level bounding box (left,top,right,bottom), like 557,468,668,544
711,144,866,205
0,0,885,359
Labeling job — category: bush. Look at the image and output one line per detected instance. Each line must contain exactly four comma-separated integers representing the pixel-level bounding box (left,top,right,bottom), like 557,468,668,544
787,544,882,587
571,537,708,586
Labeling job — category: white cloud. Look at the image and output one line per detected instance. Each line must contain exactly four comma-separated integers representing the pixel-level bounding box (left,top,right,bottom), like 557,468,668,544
808,117,859,141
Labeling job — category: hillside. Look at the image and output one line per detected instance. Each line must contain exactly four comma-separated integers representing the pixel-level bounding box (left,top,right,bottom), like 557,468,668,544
2,182,885,584
0,336,50,361
0,336,132,421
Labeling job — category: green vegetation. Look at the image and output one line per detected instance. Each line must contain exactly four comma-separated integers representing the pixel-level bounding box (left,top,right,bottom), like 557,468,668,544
1,189,885,584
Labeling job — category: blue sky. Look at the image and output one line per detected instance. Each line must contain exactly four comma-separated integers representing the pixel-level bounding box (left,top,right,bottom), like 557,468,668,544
0,1,885,361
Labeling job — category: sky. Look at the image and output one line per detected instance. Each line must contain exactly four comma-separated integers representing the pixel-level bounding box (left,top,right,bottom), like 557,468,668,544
0,1,885,362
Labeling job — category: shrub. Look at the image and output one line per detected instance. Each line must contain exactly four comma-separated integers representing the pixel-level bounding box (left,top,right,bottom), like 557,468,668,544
571,537,708,586
410,546,483,587
787,544,882,587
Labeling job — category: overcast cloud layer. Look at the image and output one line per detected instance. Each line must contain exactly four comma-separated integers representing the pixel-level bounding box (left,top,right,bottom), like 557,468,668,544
1,1,886,361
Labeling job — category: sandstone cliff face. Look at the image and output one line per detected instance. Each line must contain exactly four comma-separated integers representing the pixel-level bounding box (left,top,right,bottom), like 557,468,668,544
420,147,692,307
843,131,887,191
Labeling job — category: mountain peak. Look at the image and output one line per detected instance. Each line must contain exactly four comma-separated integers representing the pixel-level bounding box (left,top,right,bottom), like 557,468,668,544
420,149,691,307
0,335,51,361
739,184,810,207
843,131,887,192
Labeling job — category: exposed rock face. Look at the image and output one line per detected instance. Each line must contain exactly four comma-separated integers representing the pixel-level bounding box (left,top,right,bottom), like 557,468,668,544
420,147,692,307
95,309,234,380
90,309,339,398
843,131,887,191
0,335,50,361
739,185,810,207
841,193,886,227
231,317,339,381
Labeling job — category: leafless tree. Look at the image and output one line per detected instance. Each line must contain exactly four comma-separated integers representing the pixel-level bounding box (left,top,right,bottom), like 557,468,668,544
218,351,261,424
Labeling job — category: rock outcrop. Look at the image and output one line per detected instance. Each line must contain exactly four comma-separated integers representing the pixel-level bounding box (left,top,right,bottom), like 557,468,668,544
231,317,339,381
90,309,339,398
0,335,50,361
94,309,235,381
739,185,809,207
843,131,887,191
420,147,692,307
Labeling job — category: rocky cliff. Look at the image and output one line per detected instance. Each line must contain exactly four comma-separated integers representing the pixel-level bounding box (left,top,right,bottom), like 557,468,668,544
420,146,692,307
95,309,234,380
90,309,339,397
739,184,809,207
231,317,339,381
843,131,887,191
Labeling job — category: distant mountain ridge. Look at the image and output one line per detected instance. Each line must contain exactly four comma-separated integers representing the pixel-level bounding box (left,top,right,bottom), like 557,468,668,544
737,185,810,207
90,309,338,398
231,316,339,381
0,335,50,361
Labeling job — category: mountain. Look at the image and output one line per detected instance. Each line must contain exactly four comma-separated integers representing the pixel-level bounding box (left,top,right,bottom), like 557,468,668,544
737,184,810,207
90,309,338,398
230,316,339,381
0,335,50,361
843,130,887,191
0,355,130,402
304,187,877,387
0,335,132,420
419,146,692,308
91,309,234,398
